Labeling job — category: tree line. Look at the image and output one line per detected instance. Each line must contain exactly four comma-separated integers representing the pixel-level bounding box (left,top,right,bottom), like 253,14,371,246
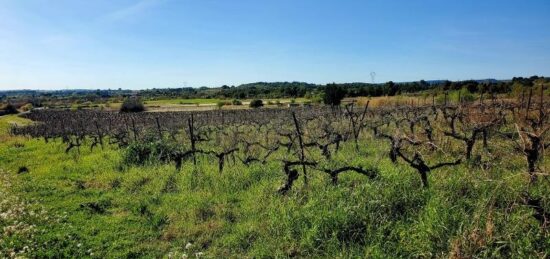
1,76,547,110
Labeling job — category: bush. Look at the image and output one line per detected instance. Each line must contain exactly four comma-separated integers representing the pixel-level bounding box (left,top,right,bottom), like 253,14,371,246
20,103,33,112
123,141,180,166
323,84,346,106
120,98,145,113
232,99,243,105
311,96,323,104
216,101,226,109
249,99,263,108
0,103,19,115
459,88,476,102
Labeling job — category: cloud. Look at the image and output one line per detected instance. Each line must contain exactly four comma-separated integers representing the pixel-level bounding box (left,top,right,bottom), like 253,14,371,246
101,0,164,22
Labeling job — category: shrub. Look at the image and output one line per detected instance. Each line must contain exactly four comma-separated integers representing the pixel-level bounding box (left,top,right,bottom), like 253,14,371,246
20,103,33,112
249,99,264,108
267,101,274,105
0,103,19,115
123,141,180,166
232,99,243,105
216,101,226,109
120,98,145,113
323,84,346,106
308,95,323,104
459,88,476,102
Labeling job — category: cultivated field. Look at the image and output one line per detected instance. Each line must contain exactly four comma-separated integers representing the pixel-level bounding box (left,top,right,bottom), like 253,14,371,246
1,96,549,257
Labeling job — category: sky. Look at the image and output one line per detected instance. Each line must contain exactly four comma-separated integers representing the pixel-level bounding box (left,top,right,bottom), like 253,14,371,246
0,0,549,90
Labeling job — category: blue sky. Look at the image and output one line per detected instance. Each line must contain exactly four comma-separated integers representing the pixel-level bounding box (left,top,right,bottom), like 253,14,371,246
1,0,549,90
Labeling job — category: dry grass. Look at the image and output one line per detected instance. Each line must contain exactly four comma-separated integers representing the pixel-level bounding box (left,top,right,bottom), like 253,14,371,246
349,96,431,107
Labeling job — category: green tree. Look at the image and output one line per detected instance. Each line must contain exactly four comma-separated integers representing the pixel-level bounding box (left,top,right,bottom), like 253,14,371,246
323,83,346,106
249,99,264,108
120,97,145,113
386,81,399,96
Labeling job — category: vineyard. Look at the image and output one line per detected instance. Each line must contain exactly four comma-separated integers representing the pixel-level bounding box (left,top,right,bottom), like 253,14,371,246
13,95,549,190
2,94,550,257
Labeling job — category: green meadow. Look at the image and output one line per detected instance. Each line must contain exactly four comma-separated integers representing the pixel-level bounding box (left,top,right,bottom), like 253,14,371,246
0,114,548,258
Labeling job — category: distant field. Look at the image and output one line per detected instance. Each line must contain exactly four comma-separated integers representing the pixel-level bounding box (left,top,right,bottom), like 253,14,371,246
43,97,313,112
145,98,223,105
140,98,312,111
144,98,309,106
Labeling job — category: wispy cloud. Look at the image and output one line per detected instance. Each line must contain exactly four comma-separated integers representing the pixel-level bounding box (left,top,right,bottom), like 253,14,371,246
101,0,165,22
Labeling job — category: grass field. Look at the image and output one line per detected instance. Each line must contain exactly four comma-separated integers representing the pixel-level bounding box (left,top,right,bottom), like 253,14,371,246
114,98,312,112
0,112,548,258
145,98,224,105
44,98,312,112
144,98,310,106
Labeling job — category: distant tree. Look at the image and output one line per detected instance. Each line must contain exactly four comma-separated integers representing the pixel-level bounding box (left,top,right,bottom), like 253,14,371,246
465,81,479,93
120,97,145,113
386,81,399,96
249,99,264,108
323,83,346,106
419,80,429,88
443,80,452,91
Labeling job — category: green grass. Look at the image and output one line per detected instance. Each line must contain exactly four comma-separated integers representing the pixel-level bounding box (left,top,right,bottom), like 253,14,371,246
0,115,548,258
0,114,29,133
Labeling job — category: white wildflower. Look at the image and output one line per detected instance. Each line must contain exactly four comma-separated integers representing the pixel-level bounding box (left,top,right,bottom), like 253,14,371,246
185,242,193,249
